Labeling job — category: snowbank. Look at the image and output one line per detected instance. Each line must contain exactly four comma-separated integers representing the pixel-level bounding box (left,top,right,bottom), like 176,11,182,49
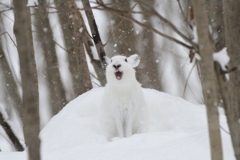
0,88,235,160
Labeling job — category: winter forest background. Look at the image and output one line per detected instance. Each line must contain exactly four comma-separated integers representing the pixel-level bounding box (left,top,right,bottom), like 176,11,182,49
0,0,240,160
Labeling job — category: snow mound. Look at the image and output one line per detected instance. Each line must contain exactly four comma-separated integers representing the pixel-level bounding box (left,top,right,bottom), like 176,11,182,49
0,88,234,160
39,87,234,160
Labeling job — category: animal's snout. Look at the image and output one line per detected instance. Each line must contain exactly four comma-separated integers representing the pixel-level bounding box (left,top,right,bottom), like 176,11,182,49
113,64,121,70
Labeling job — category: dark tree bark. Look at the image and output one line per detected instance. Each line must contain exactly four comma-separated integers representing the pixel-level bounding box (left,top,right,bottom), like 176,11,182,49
13,0,41,159
206,0,226,108
68,2,93,93
221,0,240,159
34,0,67,115
54,0,81,98
206,0,225,51
0,111,24,151
54,0,95,97
206,1,240,159
192,0,223,159
82,0,107,85
73,6,104,87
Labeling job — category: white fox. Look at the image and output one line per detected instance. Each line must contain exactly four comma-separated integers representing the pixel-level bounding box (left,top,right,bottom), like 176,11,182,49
100,54,149,140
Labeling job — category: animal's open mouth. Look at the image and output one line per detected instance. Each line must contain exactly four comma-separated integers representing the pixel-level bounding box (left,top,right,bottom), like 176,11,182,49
115,71,123,80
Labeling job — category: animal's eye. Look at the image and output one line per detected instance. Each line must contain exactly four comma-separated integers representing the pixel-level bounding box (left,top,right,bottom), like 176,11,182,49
125,58,127,62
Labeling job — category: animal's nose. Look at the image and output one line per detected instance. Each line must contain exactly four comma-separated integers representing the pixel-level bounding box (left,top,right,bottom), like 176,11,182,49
113,64,121,69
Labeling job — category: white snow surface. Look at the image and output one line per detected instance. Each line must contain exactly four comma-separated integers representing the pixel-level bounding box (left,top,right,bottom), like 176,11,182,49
0,88,235,160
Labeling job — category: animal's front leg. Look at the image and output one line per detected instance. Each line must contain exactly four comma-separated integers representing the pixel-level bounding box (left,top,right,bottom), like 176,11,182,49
114,111,124,137
124,108,134,137
125,101,137,137
125,115,133,137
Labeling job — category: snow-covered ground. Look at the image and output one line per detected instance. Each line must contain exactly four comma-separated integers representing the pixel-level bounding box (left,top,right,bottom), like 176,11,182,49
0,87,235,160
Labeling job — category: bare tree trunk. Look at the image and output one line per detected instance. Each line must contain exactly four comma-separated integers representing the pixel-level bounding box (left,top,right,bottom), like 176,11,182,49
192,0,223,159
221,0,240,159
206,0,226,107
68,2,93,93
72,5,104,87
13,0,41,159
206,1,240,159
54,0,81,98
0,34,24,151
137,1,162,91
34,0,67,115
0,32,22,117
82,0,107,85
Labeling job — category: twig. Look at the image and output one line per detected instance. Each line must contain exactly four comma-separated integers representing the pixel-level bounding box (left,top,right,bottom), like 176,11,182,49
0,16,22,88
0,32,17,48
0,132,15,148
187,83,204,104
219,125,230,134
0,2,13,13
103,3,137,46
177,0,193,30
2,12,68,53
1,13,14,22
90,72,99,81
182,59,197,97
92,81,101,87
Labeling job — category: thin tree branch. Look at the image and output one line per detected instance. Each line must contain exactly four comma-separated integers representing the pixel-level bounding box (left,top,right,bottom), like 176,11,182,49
2,11,68,53
134,0,198,51
177,0,193,30
187,83,204,104
92,80,101,87
0,32,17,48
219,125,230,134
90,72,99,81
182,59,197,97
99,4,193,50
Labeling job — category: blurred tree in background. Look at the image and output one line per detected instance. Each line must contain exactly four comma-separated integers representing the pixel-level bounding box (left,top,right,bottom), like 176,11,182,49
0,0,239,159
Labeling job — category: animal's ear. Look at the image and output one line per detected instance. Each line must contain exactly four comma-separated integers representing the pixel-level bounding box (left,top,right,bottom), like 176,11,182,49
127,54,140,68
104,56,111,65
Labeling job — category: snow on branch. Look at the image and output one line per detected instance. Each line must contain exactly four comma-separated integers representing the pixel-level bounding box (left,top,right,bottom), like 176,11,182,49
213,47,229,71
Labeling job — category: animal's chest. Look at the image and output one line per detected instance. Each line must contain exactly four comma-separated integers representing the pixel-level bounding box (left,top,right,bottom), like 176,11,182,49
118,98,132,110
110,96,137,115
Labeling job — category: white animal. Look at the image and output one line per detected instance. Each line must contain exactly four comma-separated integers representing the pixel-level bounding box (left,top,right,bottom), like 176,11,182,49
100,54,149,140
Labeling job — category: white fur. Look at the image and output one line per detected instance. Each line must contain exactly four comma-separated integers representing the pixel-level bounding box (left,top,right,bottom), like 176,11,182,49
100,54,149,140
